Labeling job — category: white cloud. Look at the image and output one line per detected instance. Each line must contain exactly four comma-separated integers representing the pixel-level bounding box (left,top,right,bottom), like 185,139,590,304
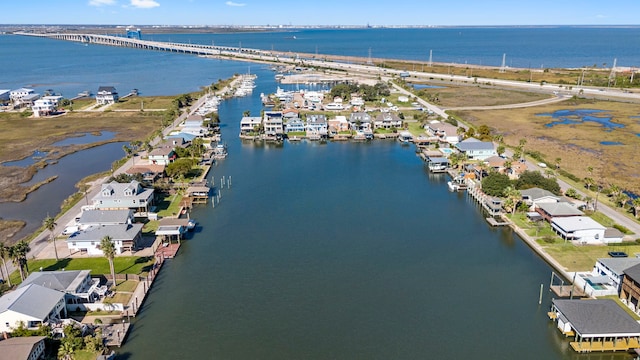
89,0,116,6
130,0,160,8
225,1,246,6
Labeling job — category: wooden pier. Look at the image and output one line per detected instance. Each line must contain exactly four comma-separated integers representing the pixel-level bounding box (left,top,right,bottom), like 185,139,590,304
486,217,509,226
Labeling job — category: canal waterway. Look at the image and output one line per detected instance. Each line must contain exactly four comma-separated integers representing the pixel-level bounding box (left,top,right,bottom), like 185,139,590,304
117,67,625,359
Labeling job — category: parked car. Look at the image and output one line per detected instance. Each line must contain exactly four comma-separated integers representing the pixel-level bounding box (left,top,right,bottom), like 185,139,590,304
62,225,79,235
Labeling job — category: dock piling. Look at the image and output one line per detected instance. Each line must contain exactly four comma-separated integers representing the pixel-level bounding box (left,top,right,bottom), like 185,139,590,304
538,284,544,304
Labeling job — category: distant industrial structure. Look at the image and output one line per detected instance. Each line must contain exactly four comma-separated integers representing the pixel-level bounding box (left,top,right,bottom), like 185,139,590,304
126,27,141,40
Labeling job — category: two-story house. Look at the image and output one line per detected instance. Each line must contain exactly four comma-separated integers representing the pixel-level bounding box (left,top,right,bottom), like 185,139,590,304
91,181,154,213
96,86,119,105
455,137,496,161
0,284,66,333
240,116,262,135
349,112,372,131
373,113,403,130
263,111,284,136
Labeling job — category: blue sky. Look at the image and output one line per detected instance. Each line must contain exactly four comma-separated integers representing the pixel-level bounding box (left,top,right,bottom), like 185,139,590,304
2,0,639,26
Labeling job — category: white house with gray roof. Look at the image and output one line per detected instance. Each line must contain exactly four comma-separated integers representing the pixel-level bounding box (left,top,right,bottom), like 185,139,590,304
91,181,154,213
18,270,100,308
551,216,607,244
454,137,496,161
0,284,66,333
520,187,561,211
96,86,118,105
66,223,143,255
584,258,640,296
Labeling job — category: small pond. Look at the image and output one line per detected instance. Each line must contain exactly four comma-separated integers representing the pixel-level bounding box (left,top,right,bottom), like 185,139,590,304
3,150,49,167
412,84,446,89
51,131,116,147
600,141,623,145
537,109,624,129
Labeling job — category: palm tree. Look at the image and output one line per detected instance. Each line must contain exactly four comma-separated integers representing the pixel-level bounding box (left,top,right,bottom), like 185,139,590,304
0,243,11,286
614,193,630,209
584,177,595,191
632,198,640,219
100,236,117,288
9,241,30,281
555,157,561,169
496,145,506,157
608,184,622,199
57,339,75,360
503,186,522,215
43,215,59,261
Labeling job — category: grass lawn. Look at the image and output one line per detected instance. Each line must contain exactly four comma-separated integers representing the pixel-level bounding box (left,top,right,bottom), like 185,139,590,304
406,121,426,136
110,96,174,110
110,292,133,305
537,240,640,272
74,350,102,360
115,280,139,293
10,257,154,285
156,192,183,218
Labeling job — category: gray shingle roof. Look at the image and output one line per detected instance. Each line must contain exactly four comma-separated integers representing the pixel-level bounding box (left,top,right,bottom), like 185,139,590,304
455,138,495,151
0,336,46,360
78,209,132,225
520,187,558,201
553,299,640,337
18,270,90,293
624,263,640,283
0,284,64,319
68,224,143,242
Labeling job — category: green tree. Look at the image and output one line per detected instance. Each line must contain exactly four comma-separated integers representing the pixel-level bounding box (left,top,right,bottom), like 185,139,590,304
481,172,511,197
515,170,561,195
584,177,595,191
43,215,59,261
0,243,11,287
166,158,196,180
496,145,505,157
554,157,562,169
100,236,116,288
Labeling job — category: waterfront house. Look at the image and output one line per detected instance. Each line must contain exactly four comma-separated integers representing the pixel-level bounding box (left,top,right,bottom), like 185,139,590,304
126,164,165,183
91,180,154,213
583,258,640,297
620,263,640,313
9,88,35,104
31,98,57,117
425,121,460,145
67,223,144,255
349,112,372,131
373,113,403,130
536,202,584,222
0,336,47,360
306,114,328,136
284,117,305,133
42,95,63,106
455,138,496,161
328,115,349,134
483,196,503,216
0,284,66,334
551,216,607,244
263,111,284,136
18,270,101,309
96,86,119,105
549,299,640,353
240,116,262,135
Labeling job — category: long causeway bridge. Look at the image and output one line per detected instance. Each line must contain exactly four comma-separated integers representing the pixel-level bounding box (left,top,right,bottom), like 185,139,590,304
16,32,265,58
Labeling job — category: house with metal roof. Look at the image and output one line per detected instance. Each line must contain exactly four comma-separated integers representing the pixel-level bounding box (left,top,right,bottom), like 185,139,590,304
551,216,607,244
0,284,66,333
536,202,584,221
9,88,34,103
549,299,640,353
520,187,561,211
66,223,143,255
454,137,496,161
0,336,47,360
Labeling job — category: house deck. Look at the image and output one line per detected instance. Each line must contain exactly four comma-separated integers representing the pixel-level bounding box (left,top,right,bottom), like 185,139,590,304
570,338,640,353
155,243,181,259
550,285,587,298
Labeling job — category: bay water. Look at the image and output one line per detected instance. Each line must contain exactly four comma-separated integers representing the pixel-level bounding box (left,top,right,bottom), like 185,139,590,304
1,29,636,358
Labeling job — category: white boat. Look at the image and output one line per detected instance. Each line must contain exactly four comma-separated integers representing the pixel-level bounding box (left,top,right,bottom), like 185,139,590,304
324,103,344,111
213,143,228,159
187,219,197,231
447,175,468,192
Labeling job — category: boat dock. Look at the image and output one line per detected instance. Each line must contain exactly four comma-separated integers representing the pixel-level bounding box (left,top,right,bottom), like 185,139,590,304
486,217,509,226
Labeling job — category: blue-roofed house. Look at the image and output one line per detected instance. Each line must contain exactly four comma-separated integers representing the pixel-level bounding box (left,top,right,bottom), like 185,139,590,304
455,137,497,161
0,284,66,333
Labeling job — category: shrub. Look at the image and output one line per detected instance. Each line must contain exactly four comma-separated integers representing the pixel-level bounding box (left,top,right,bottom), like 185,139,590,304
614,224,632,234
542,237,556,244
